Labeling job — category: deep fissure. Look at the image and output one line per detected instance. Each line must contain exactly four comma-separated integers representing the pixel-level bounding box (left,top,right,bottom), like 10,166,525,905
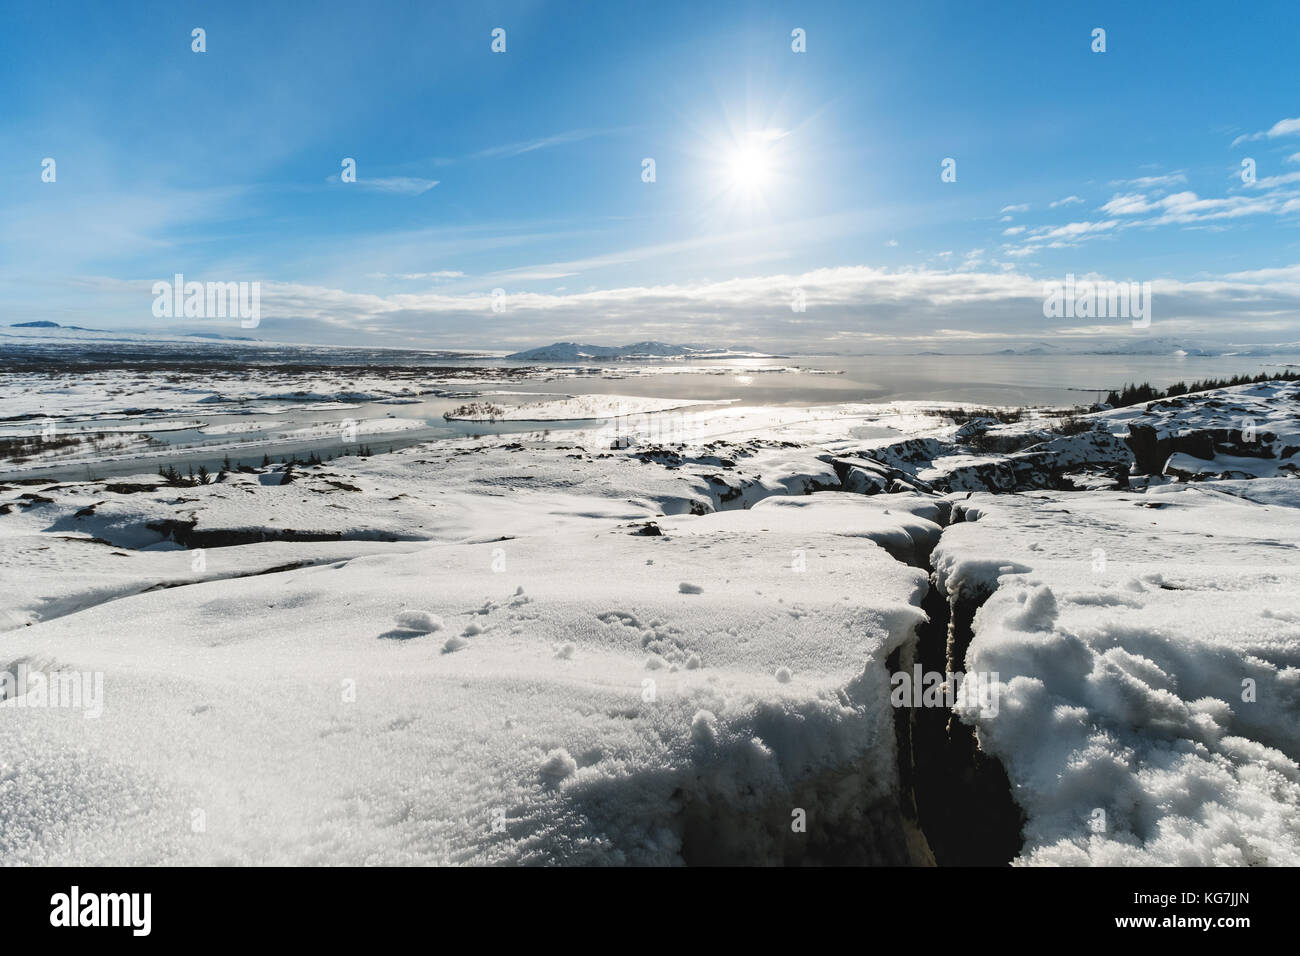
808,483,1027,866
906,562,1026,866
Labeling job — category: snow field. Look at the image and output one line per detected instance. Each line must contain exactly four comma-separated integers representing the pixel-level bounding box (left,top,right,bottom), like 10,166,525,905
934,482,1300,864
1,494,932,865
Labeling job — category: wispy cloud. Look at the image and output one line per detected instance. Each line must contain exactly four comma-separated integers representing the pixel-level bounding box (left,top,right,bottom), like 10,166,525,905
1100,193,1155,216
1029,220,1118,241
473,129,611,159
1247,171,1300,189
367,271,465,280
1050,195,1085,208
1004,179,1300,259
359,176,439,195
325,175,439,195
486,269,580,281
1127,190,1285,225
1109,172,1187,189
1232,116,1300,147
1000,203,1030,214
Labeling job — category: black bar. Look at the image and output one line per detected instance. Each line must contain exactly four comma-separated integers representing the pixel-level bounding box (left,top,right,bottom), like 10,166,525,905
2,866,1278,942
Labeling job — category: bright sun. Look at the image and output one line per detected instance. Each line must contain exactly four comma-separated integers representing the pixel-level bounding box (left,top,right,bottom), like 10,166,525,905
697,124,790,219
727,145,771,192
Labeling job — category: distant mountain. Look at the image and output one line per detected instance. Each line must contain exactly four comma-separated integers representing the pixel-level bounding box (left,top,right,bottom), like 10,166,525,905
1079,337,1218,357
505,341,766,361
185,332,259,341
993,346,1054,355
972,338,1300,357
9,320,99,331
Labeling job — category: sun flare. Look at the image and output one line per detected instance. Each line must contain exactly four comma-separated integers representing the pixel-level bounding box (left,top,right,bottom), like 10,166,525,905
689,118,793,222
727,144,771,192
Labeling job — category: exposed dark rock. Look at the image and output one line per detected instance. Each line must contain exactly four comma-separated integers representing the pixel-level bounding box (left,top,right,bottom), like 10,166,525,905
143,518,414,549
702,475,745,503
828,456,933,495
104,483,161,494
1125,423,1173,475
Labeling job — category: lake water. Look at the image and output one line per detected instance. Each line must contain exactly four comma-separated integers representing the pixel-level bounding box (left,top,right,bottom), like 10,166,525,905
485,353,1299,407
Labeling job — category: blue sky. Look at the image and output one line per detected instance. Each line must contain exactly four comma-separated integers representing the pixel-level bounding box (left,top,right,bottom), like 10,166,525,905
4,0,1300,352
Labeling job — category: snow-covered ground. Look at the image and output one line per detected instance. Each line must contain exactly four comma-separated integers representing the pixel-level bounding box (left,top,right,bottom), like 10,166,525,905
1,378,1297,865
1099,379,1300,480
0,446,931,864
933,481,1300,864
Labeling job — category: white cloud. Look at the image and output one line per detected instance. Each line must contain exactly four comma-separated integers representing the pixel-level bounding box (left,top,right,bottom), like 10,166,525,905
367,270,465,280
488,269,580,281
1050,195,1085,208
1000,203,1030,214
62,261,1300,351
1249,171,1300,189
1030,220,1119,241
1232,116,1300,146
1130,190,1282,225
1081,187,1300,228
1101,193,1155,216
1109,173,1187,189
473,129,610,159
360,177,440,195
1002,226,1026,236
327,175,440,195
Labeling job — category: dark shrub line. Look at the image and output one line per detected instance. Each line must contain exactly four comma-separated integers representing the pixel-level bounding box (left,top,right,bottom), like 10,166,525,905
1106,370,1299,408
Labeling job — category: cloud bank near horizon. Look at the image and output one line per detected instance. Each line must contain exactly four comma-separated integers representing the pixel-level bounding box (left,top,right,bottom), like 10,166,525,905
42,262,1300,353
